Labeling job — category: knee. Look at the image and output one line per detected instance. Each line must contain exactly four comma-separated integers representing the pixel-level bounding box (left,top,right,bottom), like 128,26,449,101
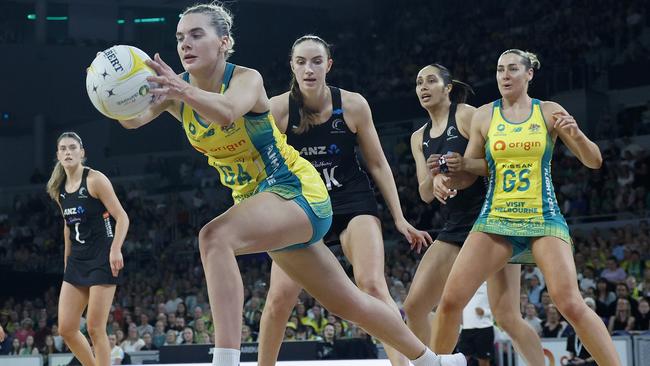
86,322,106,339
198,222,229,256
58,322,78,339
437,291,467,316
264,293,297,320
552,294,587,321
403,295,427,321
493,310,521,332
356,278,389,302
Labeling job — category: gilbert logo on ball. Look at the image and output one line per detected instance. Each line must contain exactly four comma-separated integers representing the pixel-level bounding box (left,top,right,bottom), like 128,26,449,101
86,45,157,120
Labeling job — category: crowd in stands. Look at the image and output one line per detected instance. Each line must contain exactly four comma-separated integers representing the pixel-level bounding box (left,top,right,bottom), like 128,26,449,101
1,0,649,103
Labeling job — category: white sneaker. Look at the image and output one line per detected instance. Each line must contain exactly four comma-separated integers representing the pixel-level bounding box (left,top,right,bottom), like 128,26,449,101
439,353,467,366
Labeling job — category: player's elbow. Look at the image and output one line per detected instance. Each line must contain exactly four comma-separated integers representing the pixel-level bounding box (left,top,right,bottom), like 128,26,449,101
116,211,130,228
215,108,236,127
584,154,603,170
587,159,602,170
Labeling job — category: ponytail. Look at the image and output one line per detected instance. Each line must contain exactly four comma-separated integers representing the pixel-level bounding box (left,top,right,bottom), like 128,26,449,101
289,75,320,134
429,63,474,104
449,80,475,104
46,162,66,201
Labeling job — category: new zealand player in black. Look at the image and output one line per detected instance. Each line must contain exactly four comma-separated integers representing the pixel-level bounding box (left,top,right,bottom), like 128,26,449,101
46,132,129,366
257,35,437,366
404,65,545,365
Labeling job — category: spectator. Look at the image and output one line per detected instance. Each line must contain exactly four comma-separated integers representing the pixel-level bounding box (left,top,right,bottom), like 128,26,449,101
542,305,567,338
164,290,183,314
152,320,166,348
608,298,635,334
163,329,177,346
8,338,21,355
180,327,194,345
141,332,157,351
15,318,35,344
600,257,628,284
109,333,124,365
537,290,552,320
565,332,596,366
317,323,336,360
137,313,154,337
193,318,210,344
522,265,546,289
526,275,545,306
305,304,328,335
524,303,543,336
33,318,50,349
607,282,640,319
115,329,125,346
175,302,188,321
284,322,297,341
120,325,144,353
458,283,494,366
19,335,39,355
41,334,58,361
595,278,617,318
579,265,597,293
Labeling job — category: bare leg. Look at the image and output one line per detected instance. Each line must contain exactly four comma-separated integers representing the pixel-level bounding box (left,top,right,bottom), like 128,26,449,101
532,237,620,366
86,285,116,366
58,282,95,366
487,265,544,366
403,240,459,347
432,233,511,353
340,215,408,366
198,193,315,349
271,243,462,362
200,192,464,365
257,262,303,366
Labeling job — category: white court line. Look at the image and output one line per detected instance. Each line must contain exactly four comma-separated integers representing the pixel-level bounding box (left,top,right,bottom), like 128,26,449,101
156,361,394,366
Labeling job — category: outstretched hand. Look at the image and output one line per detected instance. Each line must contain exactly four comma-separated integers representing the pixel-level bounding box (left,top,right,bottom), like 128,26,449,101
146,53,191,102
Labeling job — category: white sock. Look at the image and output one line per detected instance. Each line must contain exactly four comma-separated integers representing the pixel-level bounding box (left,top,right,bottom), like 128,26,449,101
212,347,240,366
412,348,441,366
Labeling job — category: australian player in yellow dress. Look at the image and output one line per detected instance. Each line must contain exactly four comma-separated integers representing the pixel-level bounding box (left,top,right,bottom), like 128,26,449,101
117,3,463,366
429,49,620,365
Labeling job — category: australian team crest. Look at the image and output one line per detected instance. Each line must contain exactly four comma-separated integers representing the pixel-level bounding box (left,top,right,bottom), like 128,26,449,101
529,123,541,132
221,122,238,136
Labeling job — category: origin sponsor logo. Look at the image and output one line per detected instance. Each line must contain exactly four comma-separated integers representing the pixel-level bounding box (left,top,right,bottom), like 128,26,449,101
493,140,541,151
207,139,247,153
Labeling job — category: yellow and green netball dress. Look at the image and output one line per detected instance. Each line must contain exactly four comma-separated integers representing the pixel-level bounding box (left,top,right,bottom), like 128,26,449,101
472,99,571,263
179,63,332,248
